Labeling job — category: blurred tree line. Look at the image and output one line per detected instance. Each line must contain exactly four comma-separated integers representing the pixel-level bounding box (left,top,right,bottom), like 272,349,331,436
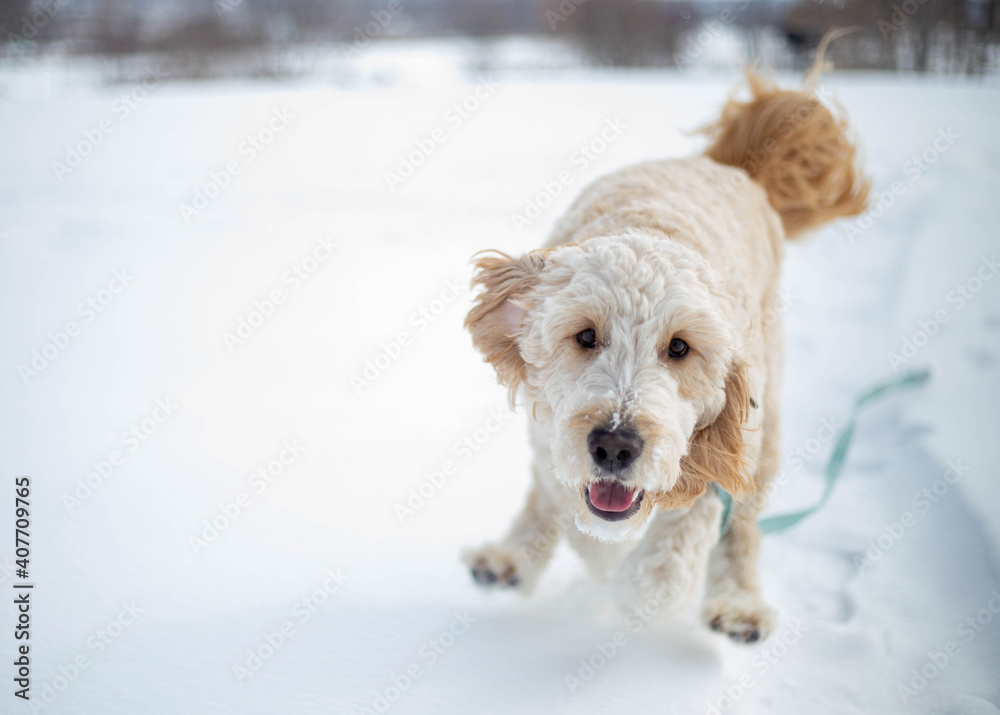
1,0,997,75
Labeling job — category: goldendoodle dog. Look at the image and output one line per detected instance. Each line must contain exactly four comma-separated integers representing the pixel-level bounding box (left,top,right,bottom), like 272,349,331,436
462,64,869,643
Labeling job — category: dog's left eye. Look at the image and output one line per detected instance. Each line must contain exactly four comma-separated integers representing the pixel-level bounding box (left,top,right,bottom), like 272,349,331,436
667,337,689,359
577,329,598,350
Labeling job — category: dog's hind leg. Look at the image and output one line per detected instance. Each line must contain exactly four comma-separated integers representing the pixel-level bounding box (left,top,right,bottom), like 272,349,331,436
462,468,567,594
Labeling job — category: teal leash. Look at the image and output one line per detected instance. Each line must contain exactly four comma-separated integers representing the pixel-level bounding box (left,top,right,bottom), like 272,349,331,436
714,368,931,537
714,483,734,535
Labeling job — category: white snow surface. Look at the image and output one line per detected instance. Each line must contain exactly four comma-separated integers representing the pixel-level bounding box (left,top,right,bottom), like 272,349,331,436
1,48,999,715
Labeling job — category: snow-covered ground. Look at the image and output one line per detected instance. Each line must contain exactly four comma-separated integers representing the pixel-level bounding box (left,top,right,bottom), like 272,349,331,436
1,45,999,715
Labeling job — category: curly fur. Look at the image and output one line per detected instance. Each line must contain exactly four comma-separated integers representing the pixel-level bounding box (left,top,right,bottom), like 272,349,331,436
703,69,870,238
466,249,550,405
463,61,869,643
661,363,756,510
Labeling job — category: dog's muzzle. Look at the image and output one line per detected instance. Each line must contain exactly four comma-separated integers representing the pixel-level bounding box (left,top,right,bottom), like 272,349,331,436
584,482,644,521
584,427,645,521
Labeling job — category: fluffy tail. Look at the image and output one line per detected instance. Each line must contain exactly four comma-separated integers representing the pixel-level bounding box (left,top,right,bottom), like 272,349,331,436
703,33,870,238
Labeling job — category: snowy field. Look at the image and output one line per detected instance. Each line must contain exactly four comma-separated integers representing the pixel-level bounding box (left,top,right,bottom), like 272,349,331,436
1,45,999,715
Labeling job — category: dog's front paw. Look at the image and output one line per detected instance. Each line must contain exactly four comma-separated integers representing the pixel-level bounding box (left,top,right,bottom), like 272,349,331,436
703,596,777,644
461,544,531,591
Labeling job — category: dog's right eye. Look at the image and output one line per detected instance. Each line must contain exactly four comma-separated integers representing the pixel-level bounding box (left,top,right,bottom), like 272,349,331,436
576,329,598,350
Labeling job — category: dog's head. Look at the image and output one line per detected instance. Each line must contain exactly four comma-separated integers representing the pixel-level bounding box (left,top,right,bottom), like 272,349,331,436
466,233,755,542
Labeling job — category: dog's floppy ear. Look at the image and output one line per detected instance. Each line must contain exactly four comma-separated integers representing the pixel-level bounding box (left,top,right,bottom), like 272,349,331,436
669,361,755,506
465,250,547,404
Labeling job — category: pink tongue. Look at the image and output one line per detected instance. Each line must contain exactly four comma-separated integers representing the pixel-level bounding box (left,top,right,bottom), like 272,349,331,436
589,482,637,512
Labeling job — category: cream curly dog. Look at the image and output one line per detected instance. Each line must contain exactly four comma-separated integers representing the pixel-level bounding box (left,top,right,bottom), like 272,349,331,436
462,67,869,643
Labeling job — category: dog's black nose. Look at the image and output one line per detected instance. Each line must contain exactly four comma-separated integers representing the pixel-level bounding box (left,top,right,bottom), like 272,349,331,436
587,428,643,473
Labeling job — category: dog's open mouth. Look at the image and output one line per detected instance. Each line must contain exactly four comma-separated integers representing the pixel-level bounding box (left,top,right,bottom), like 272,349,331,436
584,481,644,521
